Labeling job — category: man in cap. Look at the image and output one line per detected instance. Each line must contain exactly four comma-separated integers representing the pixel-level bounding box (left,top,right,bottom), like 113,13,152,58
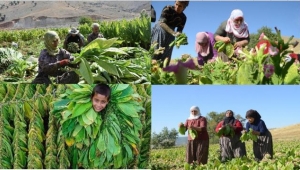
63,27,85,53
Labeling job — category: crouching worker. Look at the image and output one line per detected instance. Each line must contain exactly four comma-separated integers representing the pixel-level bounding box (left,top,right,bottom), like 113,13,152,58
32,31,79,84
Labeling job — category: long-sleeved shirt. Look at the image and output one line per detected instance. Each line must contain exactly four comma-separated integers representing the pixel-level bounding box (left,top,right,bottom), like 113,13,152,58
184,116,209,141
246,119,269,136
37,48,72,77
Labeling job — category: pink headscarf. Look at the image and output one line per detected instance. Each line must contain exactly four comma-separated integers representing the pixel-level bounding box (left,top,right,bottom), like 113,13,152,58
195,32,210,57
225,9,249,38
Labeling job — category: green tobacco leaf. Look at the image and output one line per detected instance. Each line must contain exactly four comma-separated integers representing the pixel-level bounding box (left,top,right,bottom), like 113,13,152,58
97,133,106,152
75,127,85,142
179,125,186,135
72,124,83,137
85,107,98,122
23,102,33,120
52,99,69,113
188,129,197,139
89,141,97,162
225,44,234,58
236,63,254,84
199,76,213,84
95,60,119,76
71,102,92,119
79,58,94,84
111,84,130,95
113,150,123,168
117,103,139,118
80,38,117,55
101,47,128,56
284,63,299,84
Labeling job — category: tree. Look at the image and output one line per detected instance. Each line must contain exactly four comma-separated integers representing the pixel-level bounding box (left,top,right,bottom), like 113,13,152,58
151,127,178,149
248,26,277,50
79,16,93,25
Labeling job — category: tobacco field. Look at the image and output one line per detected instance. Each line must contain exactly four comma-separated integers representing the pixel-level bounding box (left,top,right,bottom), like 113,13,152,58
151,28,300,85
0,13,150,84
149,140,300,170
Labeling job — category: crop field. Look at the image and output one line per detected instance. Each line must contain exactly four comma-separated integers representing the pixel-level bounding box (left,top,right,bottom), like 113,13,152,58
149,140,300,170
0,13,150,84
151,30,300,85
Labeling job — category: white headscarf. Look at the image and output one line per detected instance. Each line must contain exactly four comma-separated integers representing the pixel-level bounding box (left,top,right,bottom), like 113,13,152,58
188,106,201,120
225,9,249,38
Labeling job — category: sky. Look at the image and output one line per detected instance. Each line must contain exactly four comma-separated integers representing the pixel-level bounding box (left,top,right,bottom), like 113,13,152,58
151,1,300,59
151,85,300,136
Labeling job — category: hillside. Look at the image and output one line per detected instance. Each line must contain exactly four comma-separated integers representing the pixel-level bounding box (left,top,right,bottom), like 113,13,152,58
282,36,300,53
0,1,150,29
270,123,300,141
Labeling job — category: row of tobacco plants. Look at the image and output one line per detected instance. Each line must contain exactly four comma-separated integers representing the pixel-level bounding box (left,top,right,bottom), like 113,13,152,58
151,28,300,85
149,140,300,170
0,84,151,169
0,13,150,84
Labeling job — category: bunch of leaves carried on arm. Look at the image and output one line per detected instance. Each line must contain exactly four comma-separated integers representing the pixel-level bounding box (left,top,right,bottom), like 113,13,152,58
240,128,258,142
216,124,235,137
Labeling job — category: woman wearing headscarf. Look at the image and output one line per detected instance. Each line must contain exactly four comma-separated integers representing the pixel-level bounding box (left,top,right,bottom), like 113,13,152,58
215,110,246,162
151,1,189,67
195,32,218,66
214,9,250,61
245,109,273,162
32,31,79,84
178,106,209,165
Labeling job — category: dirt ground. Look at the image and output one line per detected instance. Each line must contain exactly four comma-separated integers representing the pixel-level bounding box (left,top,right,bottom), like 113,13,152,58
0,1,150,29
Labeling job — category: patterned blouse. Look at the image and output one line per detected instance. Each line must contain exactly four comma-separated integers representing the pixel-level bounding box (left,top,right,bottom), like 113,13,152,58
185,116,209,141
159,5,187,32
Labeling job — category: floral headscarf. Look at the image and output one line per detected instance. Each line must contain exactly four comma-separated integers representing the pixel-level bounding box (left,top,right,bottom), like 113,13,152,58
44,31,60,56
187,106,201,120
225,9,249,38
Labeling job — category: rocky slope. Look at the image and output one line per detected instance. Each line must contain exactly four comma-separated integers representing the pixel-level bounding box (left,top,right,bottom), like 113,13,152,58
0,1,150,29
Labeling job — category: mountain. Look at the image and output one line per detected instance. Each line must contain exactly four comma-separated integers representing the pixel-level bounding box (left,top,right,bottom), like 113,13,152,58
0,1,150,29
175,136,188,146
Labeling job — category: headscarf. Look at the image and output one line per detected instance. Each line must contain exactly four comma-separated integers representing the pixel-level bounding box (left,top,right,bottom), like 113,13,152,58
195,32,210,57
223,110,235,125
225,9,249,38
44,31,60,56
187,106,201,120
245,109,261,124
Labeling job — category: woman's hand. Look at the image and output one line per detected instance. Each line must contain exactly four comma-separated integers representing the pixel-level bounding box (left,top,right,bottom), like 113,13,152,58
179,122,184,127
251,130,260,136
222,37,231,43
173,32,181,37
58,59,70,66
234,41,243,49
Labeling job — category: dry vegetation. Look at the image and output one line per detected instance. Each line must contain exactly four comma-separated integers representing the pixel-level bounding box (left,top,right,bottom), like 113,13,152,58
270,123,300,141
